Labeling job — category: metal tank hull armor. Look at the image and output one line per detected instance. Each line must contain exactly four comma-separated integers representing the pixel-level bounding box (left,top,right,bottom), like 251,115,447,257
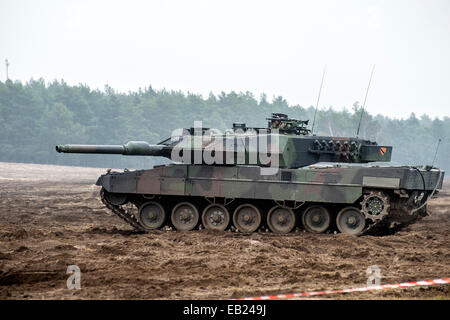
56,113,444,235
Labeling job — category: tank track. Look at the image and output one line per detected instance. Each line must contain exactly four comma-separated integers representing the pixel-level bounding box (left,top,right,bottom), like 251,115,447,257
99,188,429,236
361,212,424,236
100,189,146,233
361,202,429,236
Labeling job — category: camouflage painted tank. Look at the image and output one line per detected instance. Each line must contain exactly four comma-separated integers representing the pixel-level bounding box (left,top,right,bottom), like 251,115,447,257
56,113,444,235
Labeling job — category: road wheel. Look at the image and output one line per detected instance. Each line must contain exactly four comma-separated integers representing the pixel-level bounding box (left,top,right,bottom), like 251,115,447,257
138,201,166,230
202,204,230,231
267,206,296,233
302,205,331,233
171,202,199,231
233,204,261,233
336,206,366,235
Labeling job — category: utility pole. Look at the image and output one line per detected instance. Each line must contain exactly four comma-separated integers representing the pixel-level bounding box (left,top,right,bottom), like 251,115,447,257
5,59,10,81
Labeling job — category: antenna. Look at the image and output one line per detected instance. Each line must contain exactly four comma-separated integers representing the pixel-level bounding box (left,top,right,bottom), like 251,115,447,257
311,65,326,134
431,138,442,167
5,59,9,81
356,64,376,137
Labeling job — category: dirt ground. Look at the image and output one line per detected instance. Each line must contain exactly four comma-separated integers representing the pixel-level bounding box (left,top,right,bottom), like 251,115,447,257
0,162,449,300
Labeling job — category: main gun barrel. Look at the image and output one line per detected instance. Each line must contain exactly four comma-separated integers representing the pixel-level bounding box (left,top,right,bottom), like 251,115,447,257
56,141,169,157
56,144,125,154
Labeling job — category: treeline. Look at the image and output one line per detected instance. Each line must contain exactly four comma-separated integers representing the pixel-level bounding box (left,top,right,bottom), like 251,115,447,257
0,79,448,171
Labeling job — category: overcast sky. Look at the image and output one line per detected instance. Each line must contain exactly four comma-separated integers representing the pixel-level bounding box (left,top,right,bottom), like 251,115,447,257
1,0,449,119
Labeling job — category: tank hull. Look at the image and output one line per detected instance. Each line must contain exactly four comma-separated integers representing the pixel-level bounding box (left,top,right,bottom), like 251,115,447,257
98,164,442,201
96,164,444,235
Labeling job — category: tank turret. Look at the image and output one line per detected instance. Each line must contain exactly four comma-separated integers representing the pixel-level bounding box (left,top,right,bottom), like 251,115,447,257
56,114,392,168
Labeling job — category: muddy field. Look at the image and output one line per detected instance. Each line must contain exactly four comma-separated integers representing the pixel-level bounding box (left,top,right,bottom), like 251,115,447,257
0,162,449,300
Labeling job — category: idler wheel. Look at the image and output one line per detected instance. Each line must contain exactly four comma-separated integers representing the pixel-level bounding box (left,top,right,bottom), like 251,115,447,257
138,201,166,230
202,204,230,231
336,206,366,235
233,204,261,233
302,205,331,233
171,202,199,231
103,190,128,206
267,206,296,234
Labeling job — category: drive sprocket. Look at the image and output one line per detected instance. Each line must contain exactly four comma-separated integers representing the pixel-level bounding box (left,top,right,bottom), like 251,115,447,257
360,191,390,222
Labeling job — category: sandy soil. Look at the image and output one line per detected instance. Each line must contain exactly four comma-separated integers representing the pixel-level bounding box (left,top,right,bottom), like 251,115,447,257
0,161,449,300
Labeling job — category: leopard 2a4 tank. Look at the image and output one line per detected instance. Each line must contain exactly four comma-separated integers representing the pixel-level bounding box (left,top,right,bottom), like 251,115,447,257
56,113,444,235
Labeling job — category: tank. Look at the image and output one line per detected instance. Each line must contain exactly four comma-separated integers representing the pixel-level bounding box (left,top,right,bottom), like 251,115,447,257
56,113,445,235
